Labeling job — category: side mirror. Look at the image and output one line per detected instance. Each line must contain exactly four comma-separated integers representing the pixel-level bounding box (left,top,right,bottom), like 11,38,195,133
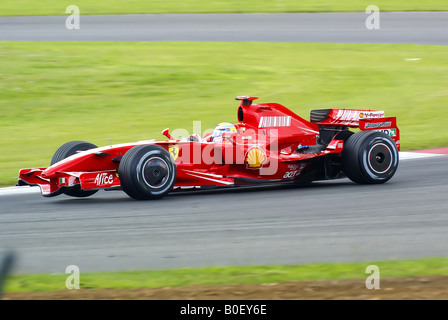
162,128,174,140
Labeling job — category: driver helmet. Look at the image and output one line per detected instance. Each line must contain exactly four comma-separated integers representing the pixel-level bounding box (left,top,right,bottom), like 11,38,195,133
211,122,237,142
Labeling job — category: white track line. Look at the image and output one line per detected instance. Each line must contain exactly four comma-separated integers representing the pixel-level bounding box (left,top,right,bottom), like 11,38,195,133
0,186,40,196
1,151,445,196
399,151,446,160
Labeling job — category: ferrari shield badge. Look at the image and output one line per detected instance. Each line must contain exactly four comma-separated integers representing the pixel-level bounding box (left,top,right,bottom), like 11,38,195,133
169,145,179,161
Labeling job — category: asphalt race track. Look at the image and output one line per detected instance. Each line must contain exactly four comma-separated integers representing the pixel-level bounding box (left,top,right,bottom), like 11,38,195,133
0,12,447,44
1,12,448,274
1,155,447,274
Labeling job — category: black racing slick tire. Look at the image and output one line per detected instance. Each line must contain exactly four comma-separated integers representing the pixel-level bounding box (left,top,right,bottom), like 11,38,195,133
118,145,177,200
342,131,399,184
51,141,99,197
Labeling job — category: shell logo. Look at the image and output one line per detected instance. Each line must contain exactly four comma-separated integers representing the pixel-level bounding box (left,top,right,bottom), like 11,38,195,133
245,147,267,168
359,112,364,118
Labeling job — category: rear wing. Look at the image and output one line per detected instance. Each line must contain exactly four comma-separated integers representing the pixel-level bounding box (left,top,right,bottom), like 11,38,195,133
310,108,400,151
359,117,400,151
310,109,386,127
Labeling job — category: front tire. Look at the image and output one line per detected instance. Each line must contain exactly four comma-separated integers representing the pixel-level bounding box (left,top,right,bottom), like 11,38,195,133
51,141,99,197
342,131,399,184
118,145,176,200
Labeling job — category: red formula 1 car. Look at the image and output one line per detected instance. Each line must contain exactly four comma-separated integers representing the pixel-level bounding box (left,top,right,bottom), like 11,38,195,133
18,96,400,200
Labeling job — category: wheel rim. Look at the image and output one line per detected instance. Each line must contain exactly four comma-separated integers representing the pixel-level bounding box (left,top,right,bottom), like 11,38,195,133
141,157,170,188
367,143,392,174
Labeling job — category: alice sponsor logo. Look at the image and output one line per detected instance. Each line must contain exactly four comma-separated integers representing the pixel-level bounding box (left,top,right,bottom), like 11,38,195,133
95,173,114,185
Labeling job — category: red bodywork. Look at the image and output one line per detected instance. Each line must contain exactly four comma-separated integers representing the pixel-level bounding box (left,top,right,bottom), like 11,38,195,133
18,97,400,197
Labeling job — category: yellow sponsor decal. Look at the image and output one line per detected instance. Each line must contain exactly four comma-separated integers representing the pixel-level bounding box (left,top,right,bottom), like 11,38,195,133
169,145,179,161
245,147,267,168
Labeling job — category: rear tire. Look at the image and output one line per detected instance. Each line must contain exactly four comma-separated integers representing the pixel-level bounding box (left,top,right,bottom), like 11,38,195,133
342,131,399,184
51,141,99,197
118,145,176,200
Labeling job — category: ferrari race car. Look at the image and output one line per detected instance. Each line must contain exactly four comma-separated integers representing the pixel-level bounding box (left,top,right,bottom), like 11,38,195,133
18,96,400,200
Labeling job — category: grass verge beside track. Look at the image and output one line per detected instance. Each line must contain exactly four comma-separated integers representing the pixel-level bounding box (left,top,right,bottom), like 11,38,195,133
1,41,448,186
1,0,448,16
5,257,448,292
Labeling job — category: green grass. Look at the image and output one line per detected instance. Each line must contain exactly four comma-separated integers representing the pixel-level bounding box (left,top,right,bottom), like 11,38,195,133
5,257,448,292
1,0,448,16
1,41,448,186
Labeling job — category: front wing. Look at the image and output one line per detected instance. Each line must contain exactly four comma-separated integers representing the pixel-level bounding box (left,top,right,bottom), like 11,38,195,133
18,168,121,197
